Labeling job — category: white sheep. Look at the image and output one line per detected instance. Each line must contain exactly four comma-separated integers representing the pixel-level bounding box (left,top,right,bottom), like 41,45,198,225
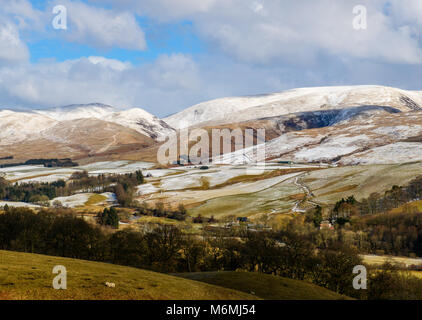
105,282,115,288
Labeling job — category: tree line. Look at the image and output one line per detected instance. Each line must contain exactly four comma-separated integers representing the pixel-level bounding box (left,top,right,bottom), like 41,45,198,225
304,175,422,257
327,176,422,222
3,206,422,299
1,206,418,299
0,170,144,207
135,202,188,221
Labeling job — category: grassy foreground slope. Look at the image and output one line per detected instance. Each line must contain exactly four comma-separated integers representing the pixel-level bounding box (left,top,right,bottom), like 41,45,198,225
175,271,350,300
0,250,254,300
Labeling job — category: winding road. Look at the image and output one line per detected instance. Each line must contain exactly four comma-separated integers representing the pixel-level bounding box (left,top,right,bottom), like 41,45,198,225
291,173,317,213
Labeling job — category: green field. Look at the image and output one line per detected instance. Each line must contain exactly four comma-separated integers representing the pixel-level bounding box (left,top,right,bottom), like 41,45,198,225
166,162,422,220
0,250,348,300
306,162,422,203
0,250,254,300
188,182,299,218
174,271,350,300
361,254,422,268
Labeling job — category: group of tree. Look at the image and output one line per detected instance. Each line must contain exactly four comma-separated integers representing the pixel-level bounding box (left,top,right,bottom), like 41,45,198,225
303,175,422,257
2,206,422,299
98,207,119,229
135,202,188,221
0,170,144,207
325,176,422,223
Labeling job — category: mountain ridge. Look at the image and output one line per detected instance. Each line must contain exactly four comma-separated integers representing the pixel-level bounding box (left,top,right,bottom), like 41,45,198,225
2,85,422,165
0,104,175,146
165,85,422,129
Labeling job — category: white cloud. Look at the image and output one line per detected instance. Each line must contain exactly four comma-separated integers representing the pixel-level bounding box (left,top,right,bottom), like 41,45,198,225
52,0,146,50
0,0,44,30
92,0,422,65
87,56,130,71
148,54,200,90
2,0,422,118
1,0,147,51
193,0,422,65
0,21,29,63
90,0,219,21
0,54,203,115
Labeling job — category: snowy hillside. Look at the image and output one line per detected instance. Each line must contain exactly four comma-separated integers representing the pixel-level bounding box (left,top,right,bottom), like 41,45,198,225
2,85,422,165
35,103,116,121
36,104,175,138
165,86,422,129
0,110,57,145
213,110,422,165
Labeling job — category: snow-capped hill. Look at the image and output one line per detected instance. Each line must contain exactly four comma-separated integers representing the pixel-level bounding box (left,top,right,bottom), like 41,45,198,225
165,85,422,129
214,108,422,165
0,103,174,149
35,103,117,121
164,93,290,129
36,104,175,138
103,108,175,139
0,110,57,145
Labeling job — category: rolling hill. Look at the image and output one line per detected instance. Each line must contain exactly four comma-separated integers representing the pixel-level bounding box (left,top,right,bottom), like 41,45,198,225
2,85,422,166
0,250,254,300
0,104,170,163
164,85,422,129
163,85,422,165
0,250,347,300
36,103,175,139
0,118,157,163
174,271,350,300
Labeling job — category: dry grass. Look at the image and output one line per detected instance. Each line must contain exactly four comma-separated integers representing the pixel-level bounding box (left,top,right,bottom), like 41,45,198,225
212,168,319,189
184,177,211,191
389,200,422,214
317,185,358,197
174,271,350,300
9,173,60,183
0,250,255,300
287,193,306,200
361,254,422,268
314,179,344,191
85,194,108,206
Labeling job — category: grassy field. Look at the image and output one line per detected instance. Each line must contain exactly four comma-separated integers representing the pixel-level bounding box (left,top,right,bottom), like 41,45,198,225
307,162,422,204
84,194,107,206
0,250,351,300
188,178,300,218
0,250,255,300
361,254,422,268
389,200,422,214
142,162,422,221
407,271,422,279
174,271,350,300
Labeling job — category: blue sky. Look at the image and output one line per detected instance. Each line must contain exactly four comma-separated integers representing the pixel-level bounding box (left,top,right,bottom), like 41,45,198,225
28,18,204,65
1,0,422,116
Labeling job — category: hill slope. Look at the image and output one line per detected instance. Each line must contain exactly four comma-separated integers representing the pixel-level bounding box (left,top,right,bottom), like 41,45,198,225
0,118,156,163
0,250,254,300
175,271,349,300
212,109,422,165
36,104,175,139
165,85,422,129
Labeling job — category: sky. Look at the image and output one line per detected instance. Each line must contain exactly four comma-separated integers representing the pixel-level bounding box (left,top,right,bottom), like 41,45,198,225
1,0,422,117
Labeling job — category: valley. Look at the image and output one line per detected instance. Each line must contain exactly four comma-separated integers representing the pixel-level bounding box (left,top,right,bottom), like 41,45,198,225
2,85,422,300
3,158,422,233
3,85,422,235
